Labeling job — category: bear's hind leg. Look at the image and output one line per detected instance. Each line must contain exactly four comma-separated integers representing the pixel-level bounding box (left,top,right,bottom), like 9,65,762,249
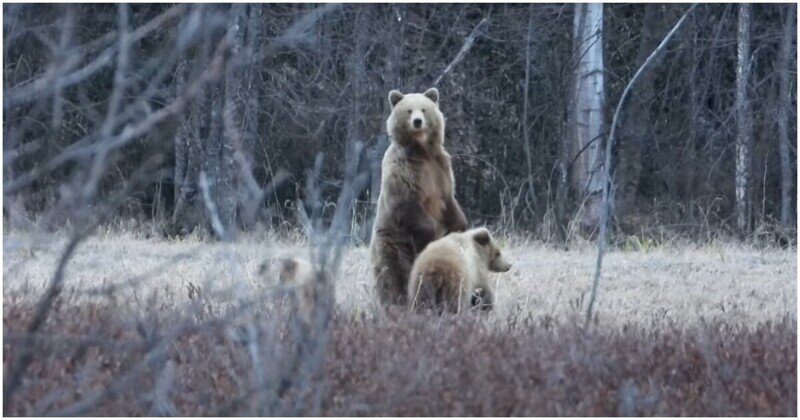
376,251,412,307
470,287,493,312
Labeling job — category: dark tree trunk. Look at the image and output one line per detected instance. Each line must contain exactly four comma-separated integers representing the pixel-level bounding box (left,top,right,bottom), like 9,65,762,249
522,4,537,217
372,4,405,207
170,54,205,235
615,5,662,232
686,10,699,214
171,58,190,221
347,7,368,147
384,4,403,95
217,3,249,234
777,3,795,228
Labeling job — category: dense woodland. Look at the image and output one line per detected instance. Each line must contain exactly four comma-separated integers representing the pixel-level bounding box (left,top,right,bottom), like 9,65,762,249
3,3,797,242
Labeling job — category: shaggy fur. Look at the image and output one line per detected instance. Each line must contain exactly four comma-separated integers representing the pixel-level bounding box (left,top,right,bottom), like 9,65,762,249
370,88,467,308
408,227,511,314
276,257,319,324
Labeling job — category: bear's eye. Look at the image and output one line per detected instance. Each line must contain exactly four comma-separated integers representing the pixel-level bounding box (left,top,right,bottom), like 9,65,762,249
407,110,412,114
421,109,426,113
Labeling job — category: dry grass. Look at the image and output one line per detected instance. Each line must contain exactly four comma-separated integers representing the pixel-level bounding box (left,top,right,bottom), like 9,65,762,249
2,230,797,415
3,230,795,327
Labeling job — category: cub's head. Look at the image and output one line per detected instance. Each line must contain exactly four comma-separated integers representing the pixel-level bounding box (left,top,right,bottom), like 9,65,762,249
277,257,315,285
470,227,512,273
386,87,444,148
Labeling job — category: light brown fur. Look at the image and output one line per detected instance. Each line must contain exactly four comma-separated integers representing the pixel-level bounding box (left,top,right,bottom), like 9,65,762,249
276,257,320,324
370,88,468,308
408,228,511,314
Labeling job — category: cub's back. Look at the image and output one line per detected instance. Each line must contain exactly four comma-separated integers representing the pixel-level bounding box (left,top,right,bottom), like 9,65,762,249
408,235,469,311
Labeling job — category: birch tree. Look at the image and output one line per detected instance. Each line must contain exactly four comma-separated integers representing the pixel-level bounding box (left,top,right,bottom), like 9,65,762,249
570,3,606,233
735,3,753,234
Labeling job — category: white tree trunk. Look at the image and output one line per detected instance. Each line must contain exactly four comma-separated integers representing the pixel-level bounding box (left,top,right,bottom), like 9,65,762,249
570,3,605,232
735,3,753,234
522,4,536,213
777,4,795,228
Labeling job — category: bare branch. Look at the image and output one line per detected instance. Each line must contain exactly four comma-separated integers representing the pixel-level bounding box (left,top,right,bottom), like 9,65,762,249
3,153,165,410
433,17,487,86
3,5,185,108
4,33,231,196
585,4,698,326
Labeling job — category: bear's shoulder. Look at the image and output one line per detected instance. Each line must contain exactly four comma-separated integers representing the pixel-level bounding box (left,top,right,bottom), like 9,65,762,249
434,149,452,168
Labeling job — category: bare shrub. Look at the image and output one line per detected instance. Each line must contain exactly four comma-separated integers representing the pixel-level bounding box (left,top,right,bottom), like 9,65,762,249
3,299,795,416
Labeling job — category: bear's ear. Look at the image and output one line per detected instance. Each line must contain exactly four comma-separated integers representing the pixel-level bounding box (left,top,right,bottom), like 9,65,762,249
473,228,491,246
423,87,439,103
389,90,404,107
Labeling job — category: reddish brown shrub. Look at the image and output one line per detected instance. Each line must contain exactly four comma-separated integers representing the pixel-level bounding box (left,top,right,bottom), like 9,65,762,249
3,300,796,416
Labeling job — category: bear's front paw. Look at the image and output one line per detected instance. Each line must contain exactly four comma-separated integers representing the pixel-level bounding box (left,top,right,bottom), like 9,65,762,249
470,288,493,312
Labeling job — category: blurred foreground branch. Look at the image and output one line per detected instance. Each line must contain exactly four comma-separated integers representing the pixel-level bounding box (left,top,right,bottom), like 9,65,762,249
3,154,166,411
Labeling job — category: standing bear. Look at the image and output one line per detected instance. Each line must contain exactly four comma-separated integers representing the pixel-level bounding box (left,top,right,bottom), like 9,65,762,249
370,88,468,307
408,227,511,314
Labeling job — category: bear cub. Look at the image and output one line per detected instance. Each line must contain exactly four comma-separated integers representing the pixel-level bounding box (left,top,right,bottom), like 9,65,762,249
272,257,326,326
408,227,511,314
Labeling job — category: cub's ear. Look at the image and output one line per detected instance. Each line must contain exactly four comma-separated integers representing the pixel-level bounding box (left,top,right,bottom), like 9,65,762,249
473,228,491,246
423,87,439,103
389,90,404,107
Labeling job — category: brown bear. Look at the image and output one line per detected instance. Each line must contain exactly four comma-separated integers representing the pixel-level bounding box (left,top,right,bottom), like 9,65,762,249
274,257,324,325
408,227,511,314
370,87,468,308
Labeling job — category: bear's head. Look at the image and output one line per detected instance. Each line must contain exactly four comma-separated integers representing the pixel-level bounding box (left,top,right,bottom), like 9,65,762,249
386,87,445,150
277,257,319,285
471,227,512,273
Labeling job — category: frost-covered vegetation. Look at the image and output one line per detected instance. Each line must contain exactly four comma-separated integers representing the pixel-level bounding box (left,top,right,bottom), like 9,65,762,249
3,231,796,415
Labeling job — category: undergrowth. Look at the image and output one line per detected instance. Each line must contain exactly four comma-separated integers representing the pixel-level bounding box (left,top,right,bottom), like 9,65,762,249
3,299,796,416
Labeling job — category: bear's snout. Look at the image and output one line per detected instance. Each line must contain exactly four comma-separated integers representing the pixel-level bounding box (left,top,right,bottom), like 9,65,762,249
491,256,512,273
413,118,423,128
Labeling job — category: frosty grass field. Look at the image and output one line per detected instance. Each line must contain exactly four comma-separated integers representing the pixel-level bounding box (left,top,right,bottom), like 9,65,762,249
2,230,797,415
3,230,795,327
